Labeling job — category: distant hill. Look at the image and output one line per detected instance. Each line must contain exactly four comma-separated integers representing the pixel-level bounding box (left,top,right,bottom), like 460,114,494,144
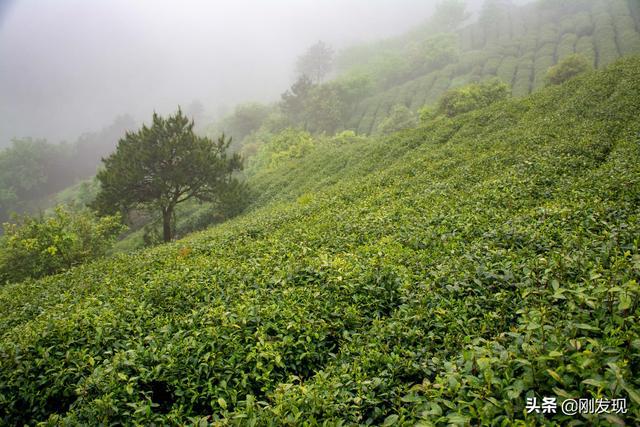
340,0,640,134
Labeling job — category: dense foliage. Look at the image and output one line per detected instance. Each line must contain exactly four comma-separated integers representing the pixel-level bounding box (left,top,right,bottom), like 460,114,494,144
208,103,272,145
197,0,640,184
6,0,640,236
1,57,639,425
377,105,418,135
435,78,509,118
278,74,372,135
247,128,315,174
339,0,640,134
0,206,124,284
0,138,76,223
93,109,243,242
0,116,135,222
545,54,592,85
296,41,334,84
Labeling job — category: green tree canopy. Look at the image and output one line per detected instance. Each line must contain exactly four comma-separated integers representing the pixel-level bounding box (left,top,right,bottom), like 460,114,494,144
93,108,243,242
304,84,346,134
296,41,334,83
0,138,71,221
281,75,315,127
280,74,371,134
217,102,271,142
431,0,470,31
408,33,460,76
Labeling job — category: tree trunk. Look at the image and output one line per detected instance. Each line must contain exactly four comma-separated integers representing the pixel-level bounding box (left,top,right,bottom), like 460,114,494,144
162,207,172,243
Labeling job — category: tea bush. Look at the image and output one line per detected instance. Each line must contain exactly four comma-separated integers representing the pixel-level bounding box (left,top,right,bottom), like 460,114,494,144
0,206,124,284
435,79,509,118
545,54,592,86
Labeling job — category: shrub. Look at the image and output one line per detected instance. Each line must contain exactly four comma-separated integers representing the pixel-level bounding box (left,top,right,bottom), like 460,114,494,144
436,78,509,117
513,53,535,94
426,74,452,104
248,128,315,172
0,206,125,284
212,102,271,142
496,56,518,87
533,54,555,90
482,56,501,75
377,104,417,135
418,106,436,123
556,33,578,60
358,111,376,135
330,130,367,145
575,36,596,66
545,54,592,86
574,11,594,37
592,5,619,67
611,0,640,56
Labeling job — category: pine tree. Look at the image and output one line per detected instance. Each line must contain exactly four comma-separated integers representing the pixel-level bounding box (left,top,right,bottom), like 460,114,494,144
93,108,243,242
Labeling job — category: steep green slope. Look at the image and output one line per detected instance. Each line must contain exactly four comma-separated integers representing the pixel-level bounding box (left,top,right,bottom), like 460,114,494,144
344,0,640,134
40,0,640,249
1,58,640,425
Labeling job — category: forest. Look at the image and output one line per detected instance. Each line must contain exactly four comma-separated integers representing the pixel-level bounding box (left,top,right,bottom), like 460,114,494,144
1,0,640,425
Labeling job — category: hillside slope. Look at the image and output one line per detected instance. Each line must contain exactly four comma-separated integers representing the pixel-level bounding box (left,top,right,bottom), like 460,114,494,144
1,57,640,425
343,0,640,134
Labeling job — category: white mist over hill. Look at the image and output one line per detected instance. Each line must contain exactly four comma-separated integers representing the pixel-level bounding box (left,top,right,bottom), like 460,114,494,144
0,0,478,146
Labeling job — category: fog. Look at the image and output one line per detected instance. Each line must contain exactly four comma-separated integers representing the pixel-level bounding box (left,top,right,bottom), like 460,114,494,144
0,0,493,147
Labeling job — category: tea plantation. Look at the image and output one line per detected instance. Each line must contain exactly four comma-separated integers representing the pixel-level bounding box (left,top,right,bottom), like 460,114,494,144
1,57,640,425
346,0,640,134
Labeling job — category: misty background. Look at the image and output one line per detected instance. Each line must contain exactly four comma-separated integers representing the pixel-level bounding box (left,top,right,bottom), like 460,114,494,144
0,0,501,147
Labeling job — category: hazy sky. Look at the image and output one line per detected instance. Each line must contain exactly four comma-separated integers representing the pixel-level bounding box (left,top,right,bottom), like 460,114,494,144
0,0,464,146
